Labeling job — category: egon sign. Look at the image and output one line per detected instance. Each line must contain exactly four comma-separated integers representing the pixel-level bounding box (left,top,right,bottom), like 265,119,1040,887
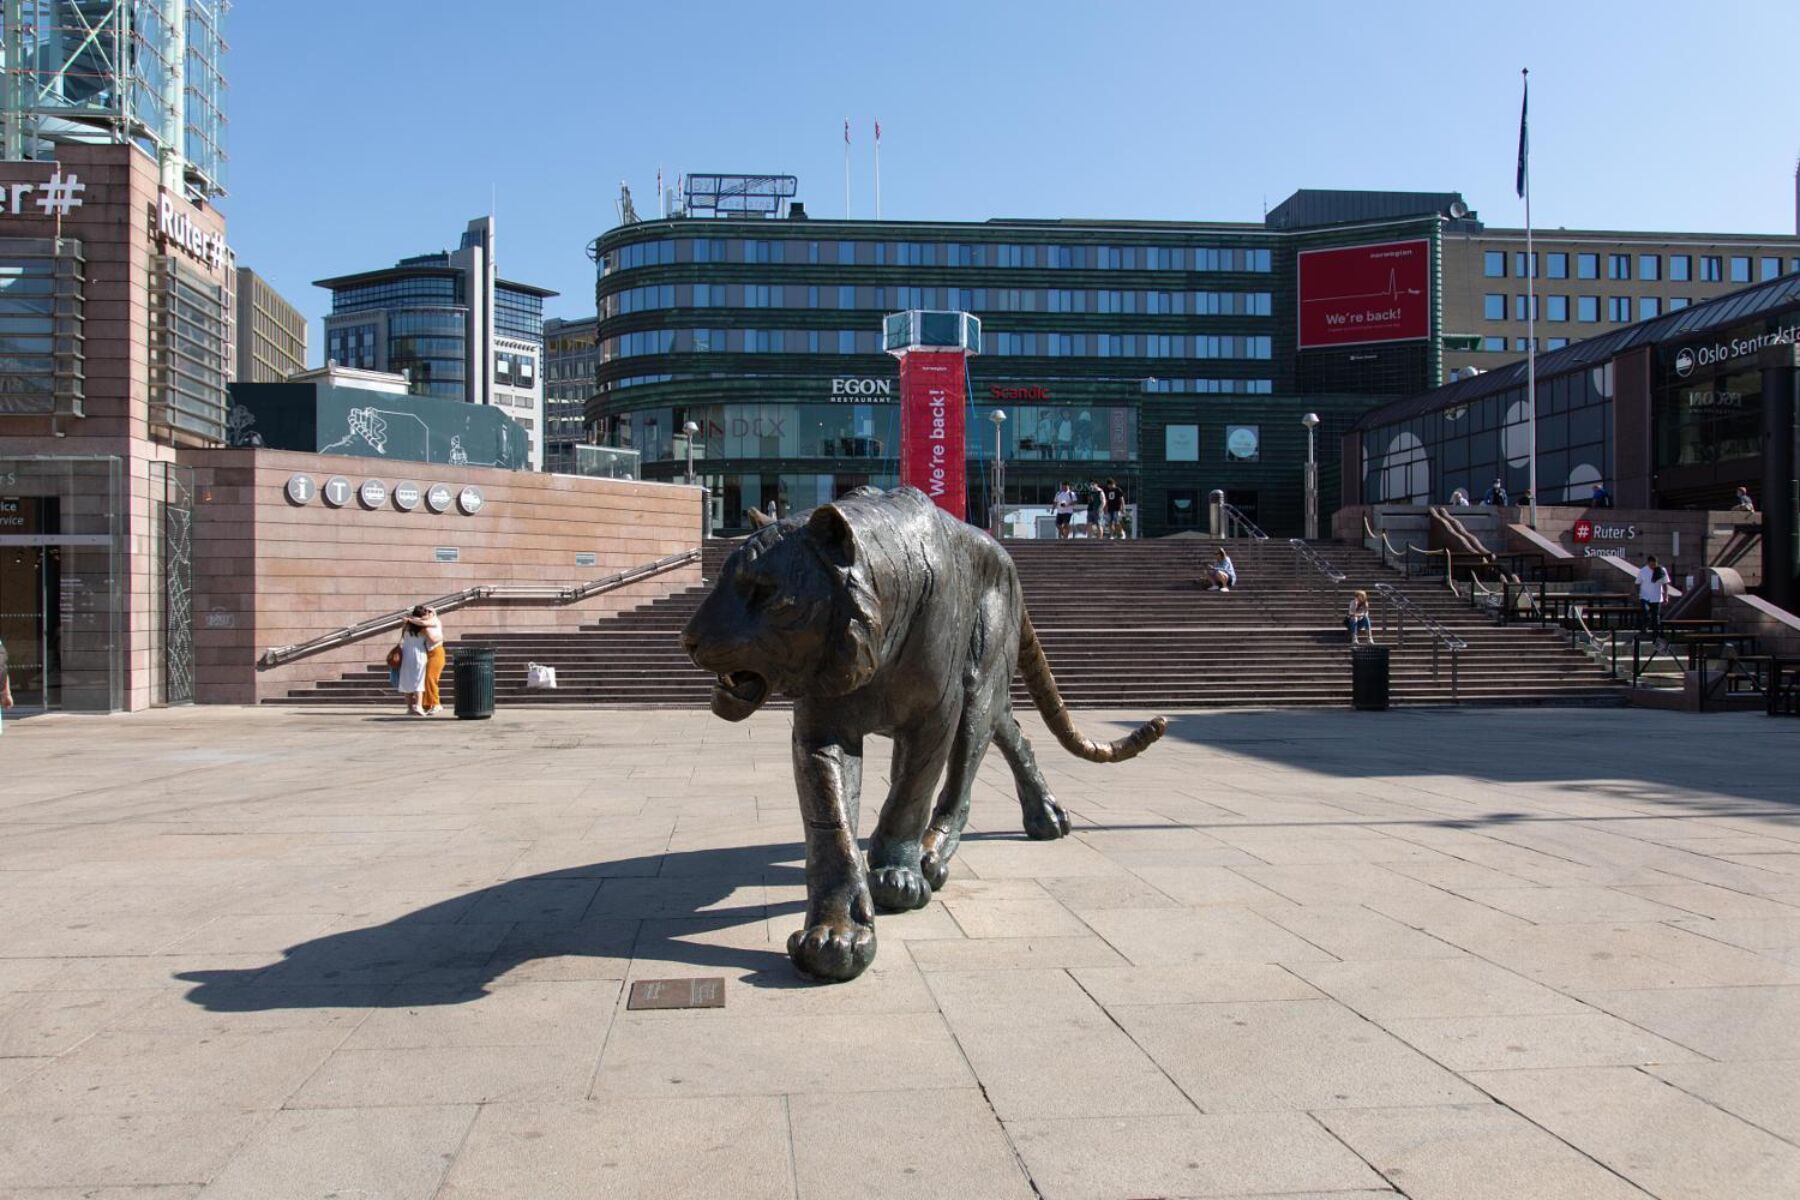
830,377,893,401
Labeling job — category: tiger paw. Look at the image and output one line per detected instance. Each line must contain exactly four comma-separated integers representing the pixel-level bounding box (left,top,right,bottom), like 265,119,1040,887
1022,795,1072,841
867,865,933,912
787,919,876,982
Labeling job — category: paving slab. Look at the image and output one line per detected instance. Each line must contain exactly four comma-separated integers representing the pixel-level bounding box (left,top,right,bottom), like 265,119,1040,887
1650,1059,1800,1143
1471,1065,1800,1200
1318,1103,1653,1199
1113,999,1485,1112
790,1088,1035,1199
437,1096,794,1200
1004,1112,1387,1200
194,1104,476,1199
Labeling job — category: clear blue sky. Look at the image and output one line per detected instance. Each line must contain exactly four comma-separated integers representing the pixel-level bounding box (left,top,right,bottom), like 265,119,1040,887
227,0,1799,362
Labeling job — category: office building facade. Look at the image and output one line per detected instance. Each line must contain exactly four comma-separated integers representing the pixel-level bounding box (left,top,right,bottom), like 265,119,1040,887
1443,228,1800,376
234,267,307,383
317,218,556,469
589,187,1800,537
0,143,235,712
543,315,598,473
589,202,1448,537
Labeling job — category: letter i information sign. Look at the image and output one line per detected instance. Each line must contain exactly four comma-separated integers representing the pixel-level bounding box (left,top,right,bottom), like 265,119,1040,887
887,310,979,522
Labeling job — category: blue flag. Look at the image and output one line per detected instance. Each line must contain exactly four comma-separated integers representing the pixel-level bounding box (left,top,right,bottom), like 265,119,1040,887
1516,72,1529,199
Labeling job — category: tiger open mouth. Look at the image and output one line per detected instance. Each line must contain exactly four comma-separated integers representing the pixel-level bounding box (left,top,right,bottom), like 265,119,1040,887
712,671,770,721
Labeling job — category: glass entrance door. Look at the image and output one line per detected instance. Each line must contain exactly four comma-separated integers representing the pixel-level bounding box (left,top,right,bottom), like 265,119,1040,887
0,544,60,710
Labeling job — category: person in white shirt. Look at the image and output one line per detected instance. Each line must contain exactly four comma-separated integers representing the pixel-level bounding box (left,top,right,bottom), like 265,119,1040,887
1636,555,1669,636
1052,481,1078,540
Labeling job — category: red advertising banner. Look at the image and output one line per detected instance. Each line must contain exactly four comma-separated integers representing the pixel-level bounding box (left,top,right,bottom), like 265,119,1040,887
1297,238,1431,349
897,349,967,520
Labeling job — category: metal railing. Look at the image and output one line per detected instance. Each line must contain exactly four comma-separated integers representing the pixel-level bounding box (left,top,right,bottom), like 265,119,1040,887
1289,537,1346,600
1373,581,1468,701
257,548,701,669
1219,501,1269,541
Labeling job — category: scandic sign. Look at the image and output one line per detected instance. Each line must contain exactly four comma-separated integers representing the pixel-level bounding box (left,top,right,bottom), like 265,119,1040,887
1297,239,1431,350
898,351,967,521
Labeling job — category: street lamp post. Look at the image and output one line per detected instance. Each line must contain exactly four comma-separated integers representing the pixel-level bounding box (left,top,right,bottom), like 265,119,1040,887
989,409,1007,538
1301,412,1320,542
682,419,703,542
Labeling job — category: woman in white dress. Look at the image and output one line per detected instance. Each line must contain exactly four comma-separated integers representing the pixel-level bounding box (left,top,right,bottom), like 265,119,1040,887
396,605,432,716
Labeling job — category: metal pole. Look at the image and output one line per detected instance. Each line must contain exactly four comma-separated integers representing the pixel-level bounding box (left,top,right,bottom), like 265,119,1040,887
993,421,1004,538
1523,68,1539,530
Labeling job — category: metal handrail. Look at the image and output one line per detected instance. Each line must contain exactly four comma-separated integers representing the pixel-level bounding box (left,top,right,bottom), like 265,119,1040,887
1289,537,1347,599
1220,502,1269,541
257,547,701,669
1373,581,1467,701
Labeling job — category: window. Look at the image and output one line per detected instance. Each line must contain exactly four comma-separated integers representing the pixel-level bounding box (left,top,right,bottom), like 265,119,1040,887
1669,255,1691,281
1546,337,1569,349
1577,296,1599,322
1484,251,1506,277
1607,296,1632,322
1514,252,1537,278
1729,256,1751,283
1637,297,1660,320
1761,256,1783,281
1638,254,1660,281
1047,289,1076,313
1577,253,1599,279
1482,336,1507,352
1546,252,1568,279
1700,256,1723,282
1668,297,1690,311
1605,254,1630,281
1165,424,1199,462
1546,295,1569,322
1514,294,1537,321
744,284,774,308
1483,294,1505,320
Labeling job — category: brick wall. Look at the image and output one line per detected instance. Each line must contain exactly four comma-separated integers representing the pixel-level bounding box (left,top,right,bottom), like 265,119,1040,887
185,448,704,703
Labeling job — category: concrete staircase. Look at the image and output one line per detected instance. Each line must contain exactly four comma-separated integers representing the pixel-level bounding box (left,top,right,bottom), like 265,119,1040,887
275,537,1625,709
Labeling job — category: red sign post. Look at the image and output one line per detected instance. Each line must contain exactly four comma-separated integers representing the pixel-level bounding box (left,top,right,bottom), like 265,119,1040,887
897,350,967,520
886,310,980,522
1297,239,1431,350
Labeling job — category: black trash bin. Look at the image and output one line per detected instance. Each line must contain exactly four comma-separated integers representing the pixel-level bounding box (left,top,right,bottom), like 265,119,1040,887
1351,644,1390,711
452,646,496,720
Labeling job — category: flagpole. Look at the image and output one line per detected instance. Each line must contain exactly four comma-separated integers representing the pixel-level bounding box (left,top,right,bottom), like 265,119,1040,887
874,121,882,221
1522,67,1539,530
843,119,851,218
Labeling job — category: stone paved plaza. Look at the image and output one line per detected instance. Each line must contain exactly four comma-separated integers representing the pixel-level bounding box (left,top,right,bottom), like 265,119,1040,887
2,703,1799,1198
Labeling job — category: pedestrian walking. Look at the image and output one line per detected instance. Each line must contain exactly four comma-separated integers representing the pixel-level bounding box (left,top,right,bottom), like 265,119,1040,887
1103,477,1127,539
1484,477,1509,506
1084,478,1104,538
1052,480,1078,540
1591,481,1612,508
1735,486,1756,513
1636,555,1670,636
1199,546,1236,592
1346,590,1374,645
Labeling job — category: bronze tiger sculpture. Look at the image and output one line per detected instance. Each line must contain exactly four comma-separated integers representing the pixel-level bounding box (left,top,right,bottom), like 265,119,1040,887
680,486,1165,982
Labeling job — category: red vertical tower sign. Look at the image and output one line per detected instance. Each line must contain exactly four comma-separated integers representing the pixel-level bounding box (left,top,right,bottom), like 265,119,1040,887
886,310,980,522
897,351,967,520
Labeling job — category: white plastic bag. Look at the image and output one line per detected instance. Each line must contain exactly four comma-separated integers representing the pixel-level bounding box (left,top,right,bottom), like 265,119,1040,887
525,662,557,690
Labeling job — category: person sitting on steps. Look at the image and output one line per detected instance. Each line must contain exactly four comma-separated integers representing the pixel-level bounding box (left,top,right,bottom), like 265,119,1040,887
1199,546,1236,592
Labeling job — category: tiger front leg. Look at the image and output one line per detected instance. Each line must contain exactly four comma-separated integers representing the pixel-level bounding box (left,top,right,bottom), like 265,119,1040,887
787,727,877,983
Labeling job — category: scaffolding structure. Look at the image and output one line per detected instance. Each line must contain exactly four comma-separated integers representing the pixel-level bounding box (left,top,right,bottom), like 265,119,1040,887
0,0,228,197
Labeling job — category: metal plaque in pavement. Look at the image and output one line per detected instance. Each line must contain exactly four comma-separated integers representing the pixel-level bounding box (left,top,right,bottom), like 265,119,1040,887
627,977,725,1010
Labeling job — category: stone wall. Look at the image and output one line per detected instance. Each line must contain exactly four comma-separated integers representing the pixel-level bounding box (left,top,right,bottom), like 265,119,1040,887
186,448,705,703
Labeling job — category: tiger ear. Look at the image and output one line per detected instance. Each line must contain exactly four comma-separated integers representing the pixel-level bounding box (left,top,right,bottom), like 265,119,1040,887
806,504,856,566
